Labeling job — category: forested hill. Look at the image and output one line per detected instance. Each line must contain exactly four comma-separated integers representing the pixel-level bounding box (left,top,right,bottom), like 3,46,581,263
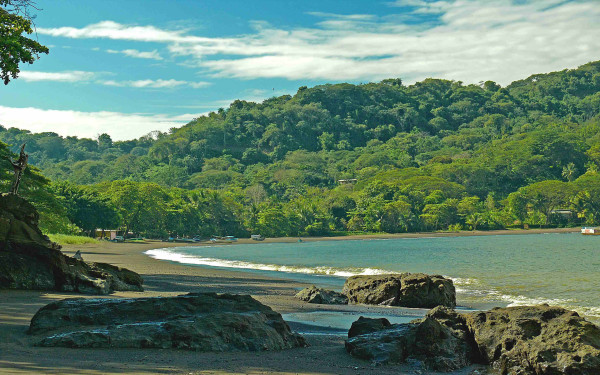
1,60,600,237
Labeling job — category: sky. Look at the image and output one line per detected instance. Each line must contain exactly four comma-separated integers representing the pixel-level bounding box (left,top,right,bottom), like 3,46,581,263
1,0,599,141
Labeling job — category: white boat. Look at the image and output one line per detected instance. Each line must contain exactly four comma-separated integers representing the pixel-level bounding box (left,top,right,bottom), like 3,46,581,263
581,227,600,235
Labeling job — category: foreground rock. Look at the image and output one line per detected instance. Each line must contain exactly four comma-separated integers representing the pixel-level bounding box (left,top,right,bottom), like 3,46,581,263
346,307,473,371
348,316,392,338
0,193,142,294
295,285,348,304
342,273,456,308
346,305,600,374
29,293,307,351
466,305,600,375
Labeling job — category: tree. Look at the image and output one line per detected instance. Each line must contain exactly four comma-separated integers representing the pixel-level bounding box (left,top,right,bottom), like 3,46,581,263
52,181,120,236
0,0,49,84
562,162,577,182
97,133,113,151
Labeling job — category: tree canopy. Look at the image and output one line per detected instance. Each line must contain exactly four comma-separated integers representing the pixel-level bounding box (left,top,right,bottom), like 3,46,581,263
3,61,600,237
0,0,48,84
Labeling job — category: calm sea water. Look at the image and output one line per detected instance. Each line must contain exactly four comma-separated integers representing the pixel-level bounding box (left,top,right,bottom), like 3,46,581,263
146,232,600,322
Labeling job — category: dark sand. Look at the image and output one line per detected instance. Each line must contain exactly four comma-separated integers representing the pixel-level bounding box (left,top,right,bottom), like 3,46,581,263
0,229,576,374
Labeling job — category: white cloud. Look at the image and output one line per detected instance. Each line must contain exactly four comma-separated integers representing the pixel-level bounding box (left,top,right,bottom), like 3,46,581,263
38,21,198,43
16,71,209,89
18,70,96,82
37,1,600,85
388,0,453,13
0,106,202,141
106,48,163,60
100,78,210,89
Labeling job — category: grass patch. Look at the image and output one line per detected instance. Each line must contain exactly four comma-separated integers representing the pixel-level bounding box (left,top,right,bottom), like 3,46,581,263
48,234,99,245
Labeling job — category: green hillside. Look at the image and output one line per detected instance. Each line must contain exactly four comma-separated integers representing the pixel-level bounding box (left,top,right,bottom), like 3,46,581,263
2,60,600,237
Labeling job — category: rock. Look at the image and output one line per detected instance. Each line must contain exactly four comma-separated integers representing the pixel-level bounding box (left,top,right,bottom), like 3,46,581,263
90,262,143,292
464,305,600,375
0,193,143,294
346,304,600,374
345,306,472,371
345,324,415,365
411,306,474,371
0,193,56,249
295,285,348,305
348,316,391,338
29,292,308,352
342,273,456,308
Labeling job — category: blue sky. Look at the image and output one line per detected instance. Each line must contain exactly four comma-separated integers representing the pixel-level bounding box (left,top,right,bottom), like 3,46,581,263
1,0,599,140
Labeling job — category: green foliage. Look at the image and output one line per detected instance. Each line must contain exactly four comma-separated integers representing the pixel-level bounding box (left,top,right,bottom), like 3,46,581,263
51,181,120,235
47,233,100,245
0,0,49,84
3,61,600,236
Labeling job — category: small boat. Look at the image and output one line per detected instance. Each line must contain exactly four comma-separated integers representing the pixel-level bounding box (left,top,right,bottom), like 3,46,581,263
581,227,600,235
210,236,238,243
173,237,196,243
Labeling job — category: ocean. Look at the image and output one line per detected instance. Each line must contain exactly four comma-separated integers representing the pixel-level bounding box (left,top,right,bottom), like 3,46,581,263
145,232,600,323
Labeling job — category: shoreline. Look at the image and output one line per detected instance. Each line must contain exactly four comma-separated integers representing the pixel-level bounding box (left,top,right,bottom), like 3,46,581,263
0,229,587,374
0,240,438,374
178,226,580,246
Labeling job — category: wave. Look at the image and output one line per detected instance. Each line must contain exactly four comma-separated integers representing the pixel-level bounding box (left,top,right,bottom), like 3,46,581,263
145,248,600,321
453,277,600,321
144,248,391,277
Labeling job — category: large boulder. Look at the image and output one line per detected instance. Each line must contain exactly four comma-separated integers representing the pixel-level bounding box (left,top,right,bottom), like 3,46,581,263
465,305,600,375
348,316,392,338
29,293,308,352
0,193,55,249
345,306,473,371
342,273,456,308
346,305,600,374
295,285,348,305
0,193,143,294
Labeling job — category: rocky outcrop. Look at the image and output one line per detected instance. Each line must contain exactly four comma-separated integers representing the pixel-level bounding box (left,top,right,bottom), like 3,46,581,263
295,285,348,305
348,316,392,338
0,193,143,294
0,193,56,250
346,305,600,374
345,306,473,371
465,305,600,375
29,293,307,352
342,273,456,308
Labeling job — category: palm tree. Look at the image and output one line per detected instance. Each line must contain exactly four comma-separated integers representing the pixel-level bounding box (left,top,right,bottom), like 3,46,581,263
466,213,483,230
562,162,577,182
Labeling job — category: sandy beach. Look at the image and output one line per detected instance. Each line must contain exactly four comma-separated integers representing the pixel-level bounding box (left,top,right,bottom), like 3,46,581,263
0,229,579,374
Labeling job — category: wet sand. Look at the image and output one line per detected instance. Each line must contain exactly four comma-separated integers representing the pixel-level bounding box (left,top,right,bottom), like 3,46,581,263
0,230,572,374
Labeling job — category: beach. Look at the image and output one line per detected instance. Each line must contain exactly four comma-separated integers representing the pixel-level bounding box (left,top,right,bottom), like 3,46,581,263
0,228,583,374
0,240,433,375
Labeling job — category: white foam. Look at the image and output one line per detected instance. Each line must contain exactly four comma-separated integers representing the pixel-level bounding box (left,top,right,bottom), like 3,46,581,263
451,276,600,320
145,248,600,321
144,249,391,277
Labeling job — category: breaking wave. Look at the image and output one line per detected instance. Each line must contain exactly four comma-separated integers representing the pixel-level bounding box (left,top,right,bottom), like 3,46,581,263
145,248,391,277
145,248,600,322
